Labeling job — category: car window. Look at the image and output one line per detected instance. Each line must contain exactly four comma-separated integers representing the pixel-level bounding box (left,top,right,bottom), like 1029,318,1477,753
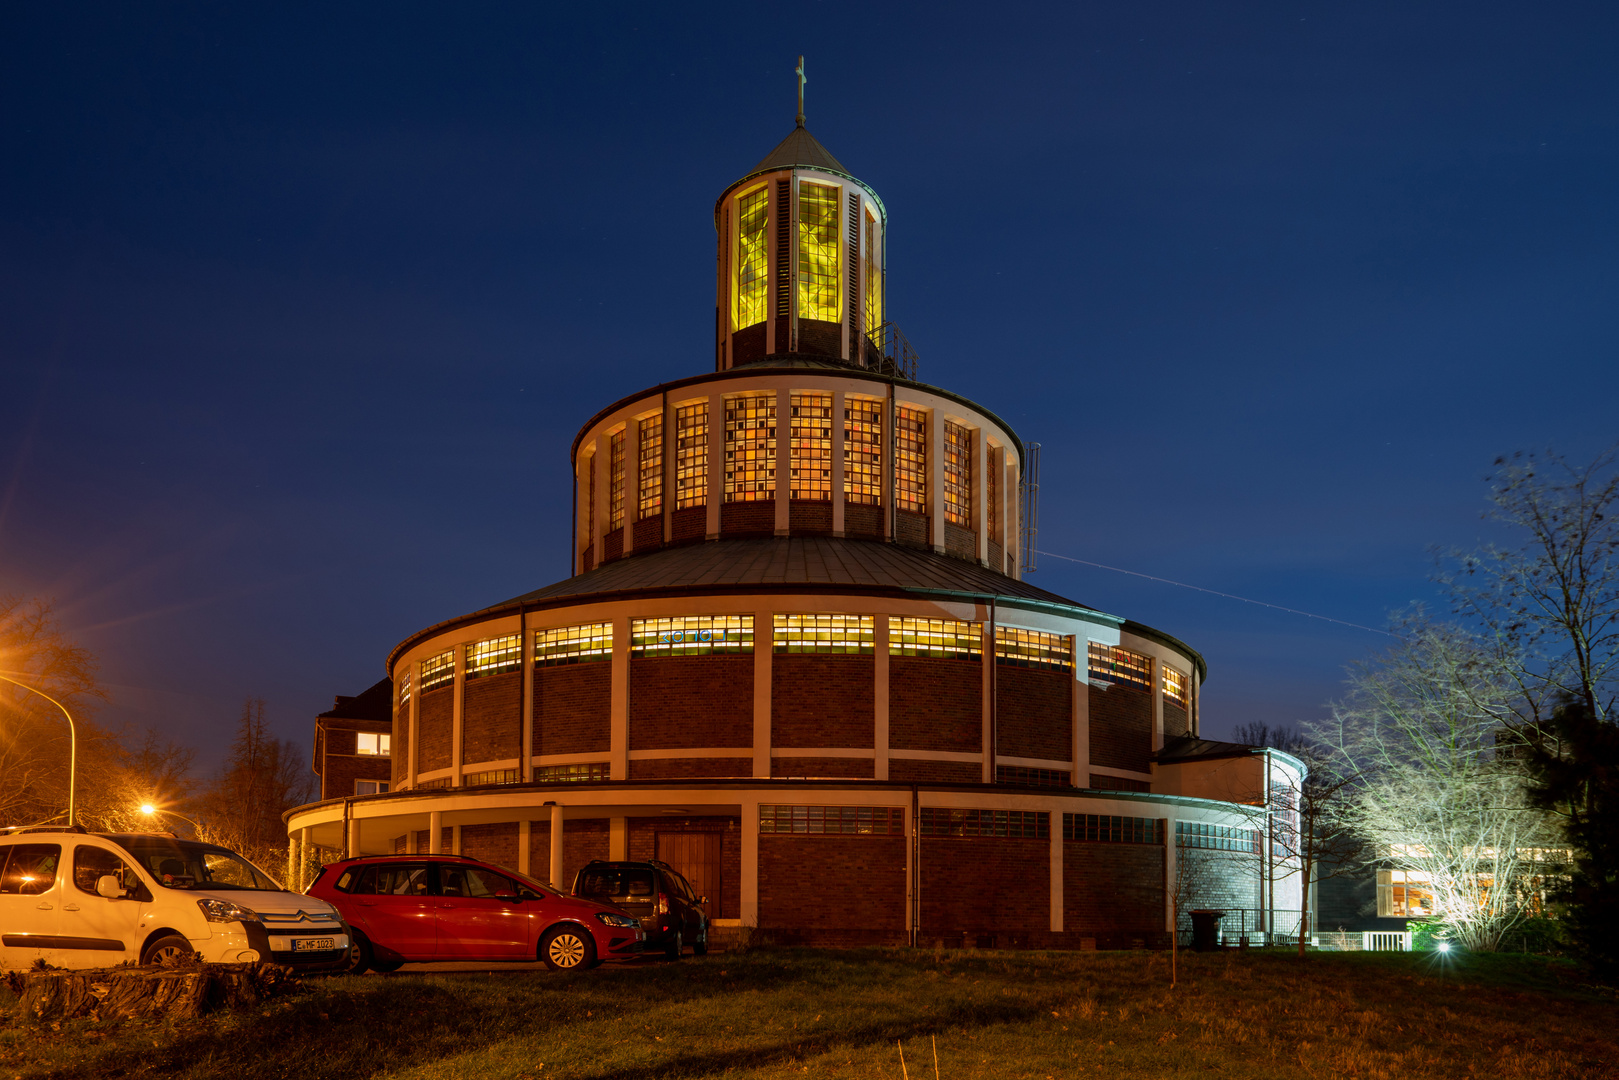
674,873,698,901
440,865,511,899
576,867,654,898
114,839,280,891
72,845,142,896
373,863,433,896
0,844,61,895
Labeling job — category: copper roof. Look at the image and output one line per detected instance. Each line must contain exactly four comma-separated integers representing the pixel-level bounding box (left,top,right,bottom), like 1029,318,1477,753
752,124,847,174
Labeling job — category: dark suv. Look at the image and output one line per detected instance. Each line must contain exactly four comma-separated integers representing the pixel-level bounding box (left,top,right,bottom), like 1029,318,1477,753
571,860,709,959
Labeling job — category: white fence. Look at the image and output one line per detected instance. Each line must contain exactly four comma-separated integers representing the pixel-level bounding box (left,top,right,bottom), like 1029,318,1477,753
1362,930,1413,951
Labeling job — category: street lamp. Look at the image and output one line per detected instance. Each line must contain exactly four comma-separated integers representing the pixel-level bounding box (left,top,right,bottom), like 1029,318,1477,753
0,672,77,828
139,804,200,834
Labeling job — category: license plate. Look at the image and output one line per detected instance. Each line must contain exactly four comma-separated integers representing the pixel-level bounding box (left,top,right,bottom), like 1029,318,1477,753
293,937,335,952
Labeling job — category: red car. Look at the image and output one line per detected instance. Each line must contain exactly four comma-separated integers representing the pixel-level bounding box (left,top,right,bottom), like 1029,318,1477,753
307,854,644,972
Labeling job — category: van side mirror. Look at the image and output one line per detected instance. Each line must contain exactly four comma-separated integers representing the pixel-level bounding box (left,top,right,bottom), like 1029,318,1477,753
96,875,123,899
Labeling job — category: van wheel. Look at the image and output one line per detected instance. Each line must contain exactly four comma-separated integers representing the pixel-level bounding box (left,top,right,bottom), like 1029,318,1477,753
344,931,372,975
142,934,195,966
541,925,596,971
693,928,708,957
664,931,682,960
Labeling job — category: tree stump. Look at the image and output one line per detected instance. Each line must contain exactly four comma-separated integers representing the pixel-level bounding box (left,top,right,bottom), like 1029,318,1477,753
4,962,295,1021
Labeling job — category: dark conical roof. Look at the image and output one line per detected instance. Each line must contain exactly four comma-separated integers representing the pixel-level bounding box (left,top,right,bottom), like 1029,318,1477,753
752,124,847,174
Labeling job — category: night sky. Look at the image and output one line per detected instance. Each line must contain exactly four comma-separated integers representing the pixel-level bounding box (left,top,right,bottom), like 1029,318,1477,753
3,4,1616,770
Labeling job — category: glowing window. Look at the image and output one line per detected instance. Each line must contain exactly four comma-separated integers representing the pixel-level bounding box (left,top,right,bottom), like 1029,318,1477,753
759,805,904,836
890,617,980,659
631,615,754,656
420,651,454,692
843,397,882,506
535,623,612,666
397,669,412,705
1088,643,1153,691
355,732,391,757
1376,869,1437,918
463,769,521,788
674,402,708,509
1163,666,1188,709
797,182,841,321
1070,815,1166,844
466,635,521,679
734,186,769,330
863,209,881,335
773,614,875,655
724,393,776,502
608,429,626,531
1176,820,1259,853
995,627,1073,672
943,421,973,526
638,415,663,520
535,762,610,783
789,393,832,500
919,809,1047,839
895,406,926,513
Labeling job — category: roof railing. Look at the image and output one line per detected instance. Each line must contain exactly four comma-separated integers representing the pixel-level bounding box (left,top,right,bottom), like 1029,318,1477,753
862,322,918,381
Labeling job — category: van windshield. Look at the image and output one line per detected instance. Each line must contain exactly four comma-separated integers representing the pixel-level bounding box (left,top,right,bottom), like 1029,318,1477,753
110,837,280,892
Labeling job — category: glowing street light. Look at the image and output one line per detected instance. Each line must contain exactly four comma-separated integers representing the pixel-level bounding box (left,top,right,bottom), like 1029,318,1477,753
0,672,78,828
138,803,201,834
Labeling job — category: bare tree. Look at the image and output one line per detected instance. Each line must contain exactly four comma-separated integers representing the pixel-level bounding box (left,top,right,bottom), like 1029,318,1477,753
192,699,314,877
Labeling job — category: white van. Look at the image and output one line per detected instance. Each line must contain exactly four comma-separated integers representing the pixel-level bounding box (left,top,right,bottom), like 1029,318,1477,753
0,828,349,972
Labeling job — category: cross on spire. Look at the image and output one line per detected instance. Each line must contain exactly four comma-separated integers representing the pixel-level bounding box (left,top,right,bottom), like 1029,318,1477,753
795,56,807,127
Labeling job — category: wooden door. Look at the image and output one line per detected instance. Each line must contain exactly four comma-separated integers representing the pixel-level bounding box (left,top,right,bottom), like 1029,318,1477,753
655,832,723,919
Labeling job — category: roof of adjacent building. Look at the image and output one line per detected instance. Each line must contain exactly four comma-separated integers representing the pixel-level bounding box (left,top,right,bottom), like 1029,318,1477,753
752,124,847,174
317,678,393,722
1155,735,1264,764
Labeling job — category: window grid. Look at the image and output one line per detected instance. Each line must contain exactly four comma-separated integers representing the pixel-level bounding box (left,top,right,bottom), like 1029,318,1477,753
1088,643,1153,691
608,429,626,531
789,393,833,501
734,186,769,329
797,182,841,321
356,732,391,757
996,765,1069,788
1176,820,1259,853
420,651,454,692
759,805,904,836
1065,814,1165,844
535,623,613,666
995,627,1074,672
896,407,927,513
1163,666,1188,709
724,394,776,502
638,415,663,520
397,669,412,705
466,635,521,679
943,421,973,526
773,614,875,655
844,397,883,505
863,211,881,335
535,762,610,783
463,769,521,788
674,402,708,509
920,808,1048,839
416,777,452,790
890,617,981,659
631,615,754,656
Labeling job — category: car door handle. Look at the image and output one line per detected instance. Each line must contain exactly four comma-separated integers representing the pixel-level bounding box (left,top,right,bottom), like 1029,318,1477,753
36,902,53,910
63,903,81,912
356,900,377,907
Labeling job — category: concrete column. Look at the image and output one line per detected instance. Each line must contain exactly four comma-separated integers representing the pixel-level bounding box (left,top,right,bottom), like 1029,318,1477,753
774,388,790,535
739,797,759,927
299,827,311,892
429,811,442,854
753,610,774,778
347,817,361,858
1152,654,1165,753
610,816,628,860
286,832,299,892
451,647,465,787
405,827,416,855
1049,814,1064,933
549,805,565,888
452,824,462,857
518,820,531,878
610,614,630,780
707,394,724,538
928,409,945,553
831,389,846,536
973,429,989,564
873,614,889,780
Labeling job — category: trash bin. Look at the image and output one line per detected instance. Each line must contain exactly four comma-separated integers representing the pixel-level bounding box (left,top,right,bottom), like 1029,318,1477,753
1190,910,1224,952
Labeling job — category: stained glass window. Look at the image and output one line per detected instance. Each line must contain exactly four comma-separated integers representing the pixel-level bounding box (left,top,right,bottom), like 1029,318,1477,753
890,617,980,659
943,421,972,526
1088,643,1153,691
466,635,521,679
724,393,776,502
844,397,882,505
789,393,832,500
773,614,875,654
638,415,663,520
631,615,754,656
1163,666,1188,708
995,627,1073,672
734,186,769,329
797,182,841,321
535,623,612,666
896,406,926,513
420,651,454,692
609,429,626,531
675,402,708,509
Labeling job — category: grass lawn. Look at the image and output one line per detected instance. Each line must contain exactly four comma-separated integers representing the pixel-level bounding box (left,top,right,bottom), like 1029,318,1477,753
3,947,1616,1079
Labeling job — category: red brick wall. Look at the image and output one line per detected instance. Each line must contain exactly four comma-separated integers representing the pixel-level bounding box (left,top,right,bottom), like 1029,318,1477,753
629,656,753,749
788,500,832,534
626,817,741,919
603,527,624,562
1164,700,1189,738
759,835,907,944
536,662,611,755
921,835,1049,938
581,547,595,573
772,654,874,748
844,501,882,538
996,666,1073,760
896,509,930,548
771,756,874,778
318,747,392,800
633,516,662,551
628,757,753,779
721,501,775,536
944,522,977,560
988,540,1004,573
462,672,521,763
1063,842,1165,935
528,817,611,890
459,822,521,874
671,505,706,544
888,759,981,784
416,687,454,773
890,656,981,752
1089,684,1153,772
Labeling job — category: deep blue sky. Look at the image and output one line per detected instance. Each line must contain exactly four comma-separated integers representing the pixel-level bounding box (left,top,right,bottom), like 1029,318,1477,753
3,3,1616,770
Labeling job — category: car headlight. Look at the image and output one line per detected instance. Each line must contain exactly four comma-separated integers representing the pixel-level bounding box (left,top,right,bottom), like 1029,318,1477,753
197,898,260,924
594,912,640,928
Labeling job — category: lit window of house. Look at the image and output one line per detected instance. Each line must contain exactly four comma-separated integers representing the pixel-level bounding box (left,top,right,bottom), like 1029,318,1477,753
942,421,972,526
920,809,1048,839
674,402,708,509
1088,642,1153,691
631,615,755,656
890,617,980,659
797,182,840,321
760,805,904,836
773,614,875,655
608,429,626,531
734,186,769,329
788,393,832,500
355,780,390,796
638,415,663,520
420,651,454,692
535,623,612,666
466,635,521,679
1377,870,1437,918
1163,666,1189,708
724,393,776,502
995,627,1073,672
843,397,882,505
895,407,926,513
355,732,391,756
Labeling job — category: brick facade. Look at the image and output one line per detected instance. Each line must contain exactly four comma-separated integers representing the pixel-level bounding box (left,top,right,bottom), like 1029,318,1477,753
536,662,611,755
671,505,706,544
771,756,874,778
844,501,882,538
462,671,521,763
1064,842,1166,937
603,527,624,562
392,705,409,788
920,835,1049,941
771,654,874,748
720,501,776,536
759,835,907,945
1088,683,1153,773
788,500,832,534
633,515,662,551
416,687,453,773
527,817,611,889
1163,700,1189,738
890,656,981,753
895,509,930,547
628,756,753,779
996,665,1073,761
943,522,977,560
459,822,520,874
630,656,753,748
889,758,981,784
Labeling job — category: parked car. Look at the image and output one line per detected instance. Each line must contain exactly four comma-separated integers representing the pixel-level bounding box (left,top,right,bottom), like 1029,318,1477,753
307,854,644,972
571,860,708,959
0,827,349,972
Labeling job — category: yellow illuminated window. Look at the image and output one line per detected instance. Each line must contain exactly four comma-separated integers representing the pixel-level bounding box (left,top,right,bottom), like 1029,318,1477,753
724,394,776,502
890,617,980,659
1163,666,1188,709
420,651,454,692
356,732,391,756
535,762,610,782
535,623,612,666
943,421,973,526
896,406,926,513
844,397,882,505
773,614,875,654
638,415,663,520
463,769,520,787
1088,642,1153,691
608,429,626,531
466,635,521,679
797,182,841,321
734,186,769,330
789,393,832,500
1376,870,1437,918
397,669,412,705
863,210,881,335
674,402,708,509
760,805,903,835
996,627,1073,672
631,615,755,656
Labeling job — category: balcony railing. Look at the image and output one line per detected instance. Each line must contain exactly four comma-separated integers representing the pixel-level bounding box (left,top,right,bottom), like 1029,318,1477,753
862,322,918,381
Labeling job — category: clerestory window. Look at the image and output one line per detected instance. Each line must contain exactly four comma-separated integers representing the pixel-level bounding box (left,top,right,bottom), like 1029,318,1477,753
797,182,841,322
734,187,769,330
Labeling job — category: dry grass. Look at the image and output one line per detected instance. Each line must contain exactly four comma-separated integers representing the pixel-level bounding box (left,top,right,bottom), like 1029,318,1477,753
2,947,1615,1079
